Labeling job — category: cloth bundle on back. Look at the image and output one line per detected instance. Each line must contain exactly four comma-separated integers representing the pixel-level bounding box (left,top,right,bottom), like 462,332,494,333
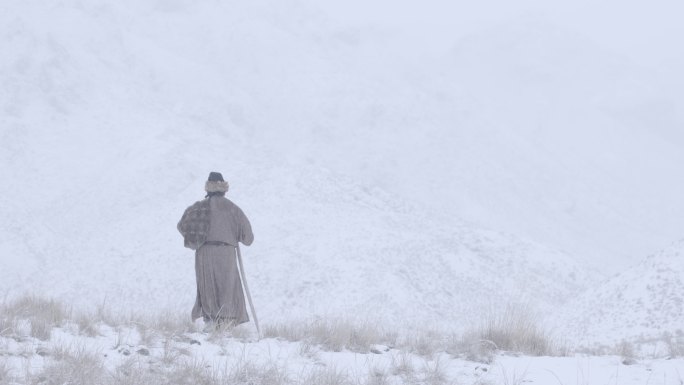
177,172,257,333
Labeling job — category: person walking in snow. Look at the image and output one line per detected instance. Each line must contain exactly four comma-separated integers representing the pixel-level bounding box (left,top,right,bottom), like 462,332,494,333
177,172,254,329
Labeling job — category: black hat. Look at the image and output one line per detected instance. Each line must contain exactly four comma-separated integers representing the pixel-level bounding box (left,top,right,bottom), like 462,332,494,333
208,172,224,182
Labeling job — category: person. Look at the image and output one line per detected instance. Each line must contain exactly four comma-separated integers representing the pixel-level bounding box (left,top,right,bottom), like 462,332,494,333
177,172,254,329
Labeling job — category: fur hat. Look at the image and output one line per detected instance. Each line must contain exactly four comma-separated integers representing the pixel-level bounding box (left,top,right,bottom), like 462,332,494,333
205,172,229,194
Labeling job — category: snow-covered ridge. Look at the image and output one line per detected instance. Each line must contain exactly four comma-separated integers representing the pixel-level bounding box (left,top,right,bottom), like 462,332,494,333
1,148,599,328
3,0,684,275
7,0,684,346
554,239,684,345
0,0,602,326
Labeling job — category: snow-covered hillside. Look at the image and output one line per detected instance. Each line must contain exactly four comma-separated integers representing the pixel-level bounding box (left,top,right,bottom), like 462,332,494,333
554,239,684,346
301,20,684,273
0,0,603,330
3,0,684,275
0,132,597,328
1,0,683,346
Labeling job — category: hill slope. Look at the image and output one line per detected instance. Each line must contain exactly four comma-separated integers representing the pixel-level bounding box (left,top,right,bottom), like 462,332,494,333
3,0,684,275
554,239,684,345
0,0,652,332
0,134,598,327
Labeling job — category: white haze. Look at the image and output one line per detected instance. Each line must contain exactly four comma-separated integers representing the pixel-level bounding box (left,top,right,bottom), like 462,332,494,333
293,0,684,272
1,0,683,301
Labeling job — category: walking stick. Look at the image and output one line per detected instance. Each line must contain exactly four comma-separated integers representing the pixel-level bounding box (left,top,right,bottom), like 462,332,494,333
236,244,261,339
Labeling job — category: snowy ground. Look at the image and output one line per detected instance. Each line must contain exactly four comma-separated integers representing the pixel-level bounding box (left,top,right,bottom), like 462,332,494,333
6,338,684,385
2,296,684,385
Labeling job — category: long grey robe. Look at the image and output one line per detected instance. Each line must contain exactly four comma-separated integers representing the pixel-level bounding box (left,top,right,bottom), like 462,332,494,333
188,195,254,323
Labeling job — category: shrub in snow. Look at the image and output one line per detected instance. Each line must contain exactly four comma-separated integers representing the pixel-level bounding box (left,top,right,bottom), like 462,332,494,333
390,351,416,379
75,312,101,337
227,360,288,385
33,345,105,385
264,318,388,353
0,361,11,384
365,366,391,385
421,357,448,385
618,340,637,365
447,333,496,364
1,295,70,340
663,330,684,358
397,329,443,358
163,359,222,385
298,366,352,385
475,305,555,356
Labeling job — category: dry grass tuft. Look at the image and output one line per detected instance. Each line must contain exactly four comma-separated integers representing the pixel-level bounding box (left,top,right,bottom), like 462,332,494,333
150,311,193,337
618,340,637,365
397,329,444,358
1,295,70,340
264,323,305,341
0,361,11,384
32,344,105,385
227,359,289,385
108,357,159,385
229,324,254,341
163,359,221,385
0,313,17,338
297,366,352,385
663,330,684,358
447,332,497,364
265,318,388,353
0,293,572,385
75,312,101,337
390,351,416,379
421,357,448,385
366,365,391,385
476,305,555,356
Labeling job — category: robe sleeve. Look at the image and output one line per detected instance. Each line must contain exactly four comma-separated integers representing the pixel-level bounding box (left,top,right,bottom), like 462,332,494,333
238,208,254,246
